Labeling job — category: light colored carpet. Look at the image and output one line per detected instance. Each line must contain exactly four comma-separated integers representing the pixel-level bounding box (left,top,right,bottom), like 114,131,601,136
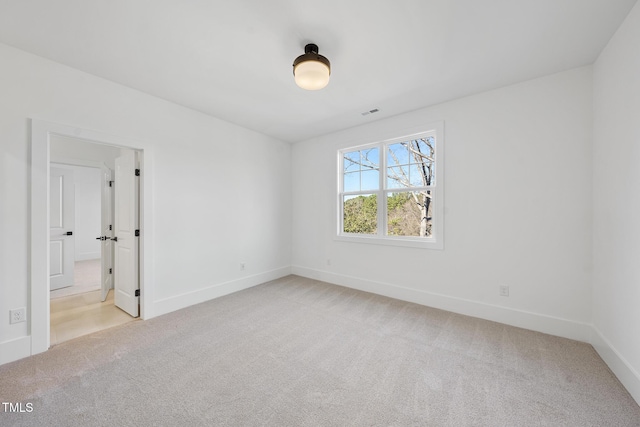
1,275,639,426
50,259,101,299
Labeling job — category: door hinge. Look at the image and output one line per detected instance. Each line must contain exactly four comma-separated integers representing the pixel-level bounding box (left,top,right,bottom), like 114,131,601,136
109,180,114,187
109,268,112,274
135,169,140,176
135,229,140,237
135,289,140,297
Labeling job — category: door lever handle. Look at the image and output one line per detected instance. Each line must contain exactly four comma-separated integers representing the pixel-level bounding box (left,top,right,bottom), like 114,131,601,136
96,236,102,240
110,237,118,242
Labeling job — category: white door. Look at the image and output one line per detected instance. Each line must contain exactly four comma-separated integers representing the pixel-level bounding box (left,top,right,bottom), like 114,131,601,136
100,167,114,302
114,150,139,317
50,167,75,290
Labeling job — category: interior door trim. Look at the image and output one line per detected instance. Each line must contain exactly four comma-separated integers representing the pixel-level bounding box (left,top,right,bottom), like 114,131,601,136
30,118,153,356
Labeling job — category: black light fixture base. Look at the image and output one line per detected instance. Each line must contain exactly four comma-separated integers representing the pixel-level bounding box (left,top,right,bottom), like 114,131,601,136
293,43,331,73
304,43,319,54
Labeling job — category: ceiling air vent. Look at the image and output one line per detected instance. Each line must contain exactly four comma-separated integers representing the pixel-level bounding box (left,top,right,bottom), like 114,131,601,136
361,108,380,116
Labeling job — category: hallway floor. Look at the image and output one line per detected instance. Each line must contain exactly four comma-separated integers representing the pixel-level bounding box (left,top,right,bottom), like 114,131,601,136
50,259,102,299
50,290,136,346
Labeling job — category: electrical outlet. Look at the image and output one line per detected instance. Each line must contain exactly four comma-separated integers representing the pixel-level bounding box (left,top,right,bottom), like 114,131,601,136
10,308,26,324
499,285,510,297
240,263,246,271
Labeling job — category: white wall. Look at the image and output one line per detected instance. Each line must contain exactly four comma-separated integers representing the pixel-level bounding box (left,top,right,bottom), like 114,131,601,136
0,42,291,364
292,67,594,341
51,134,124,170
72,165,101,261
592,1,640,404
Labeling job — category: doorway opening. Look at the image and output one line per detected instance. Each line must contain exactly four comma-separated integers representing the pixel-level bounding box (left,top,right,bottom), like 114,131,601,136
48,153,136,345
30,119,152,356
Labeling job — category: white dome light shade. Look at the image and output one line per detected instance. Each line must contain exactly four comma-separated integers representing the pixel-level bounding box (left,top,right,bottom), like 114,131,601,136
294,61,330,90
293,44,331,90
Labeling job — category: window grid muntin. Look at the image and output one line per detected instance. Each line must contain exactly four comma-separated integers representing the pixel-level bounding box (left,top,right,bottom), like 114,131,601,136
342,147,380,193
339,130,437,241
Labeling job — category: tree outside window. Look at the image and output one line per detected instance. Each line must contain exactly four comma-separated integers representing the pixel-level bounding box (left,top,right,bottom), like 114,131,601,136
338,126,442,249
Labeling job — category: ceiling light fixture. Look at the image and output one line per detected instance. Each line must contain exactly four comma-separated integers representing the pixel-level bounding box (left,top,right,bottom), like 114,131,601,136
293,43,331,90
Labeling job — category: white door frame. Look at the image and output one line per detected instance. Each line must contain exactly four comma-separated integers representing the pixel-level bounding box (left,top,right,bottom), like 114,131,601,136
100,165,114,302
30,119,154,355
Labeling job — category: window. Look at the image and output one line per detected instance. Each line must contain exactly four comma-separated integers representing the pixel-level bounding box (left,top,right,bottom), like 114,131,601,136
338,124,443,249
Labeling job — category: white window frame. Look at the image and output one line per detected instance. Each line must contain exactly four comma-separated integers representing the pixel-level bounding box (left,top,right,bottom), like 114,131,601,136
336,122,444,249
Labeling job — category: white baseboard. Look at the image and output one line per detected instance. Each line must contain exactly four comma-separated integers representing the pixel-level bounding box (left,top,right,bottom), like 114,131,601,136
291,266,593,343
591,327,640,405
0,336,31,366
151,266,292,318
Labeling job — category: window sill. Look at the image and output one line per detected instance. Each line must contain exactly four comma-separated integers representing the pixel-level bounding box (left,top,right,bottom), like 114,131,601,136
335,234,443,250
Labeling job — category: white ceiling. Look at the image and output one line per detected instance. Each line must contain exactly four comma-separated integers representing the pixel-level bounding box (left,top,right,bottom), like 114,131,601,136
0,0,636,143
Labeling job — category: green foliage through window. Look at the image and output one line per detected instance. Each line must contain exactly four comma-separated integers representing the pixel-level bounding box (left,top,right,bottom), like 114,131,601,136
343,195,377,234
